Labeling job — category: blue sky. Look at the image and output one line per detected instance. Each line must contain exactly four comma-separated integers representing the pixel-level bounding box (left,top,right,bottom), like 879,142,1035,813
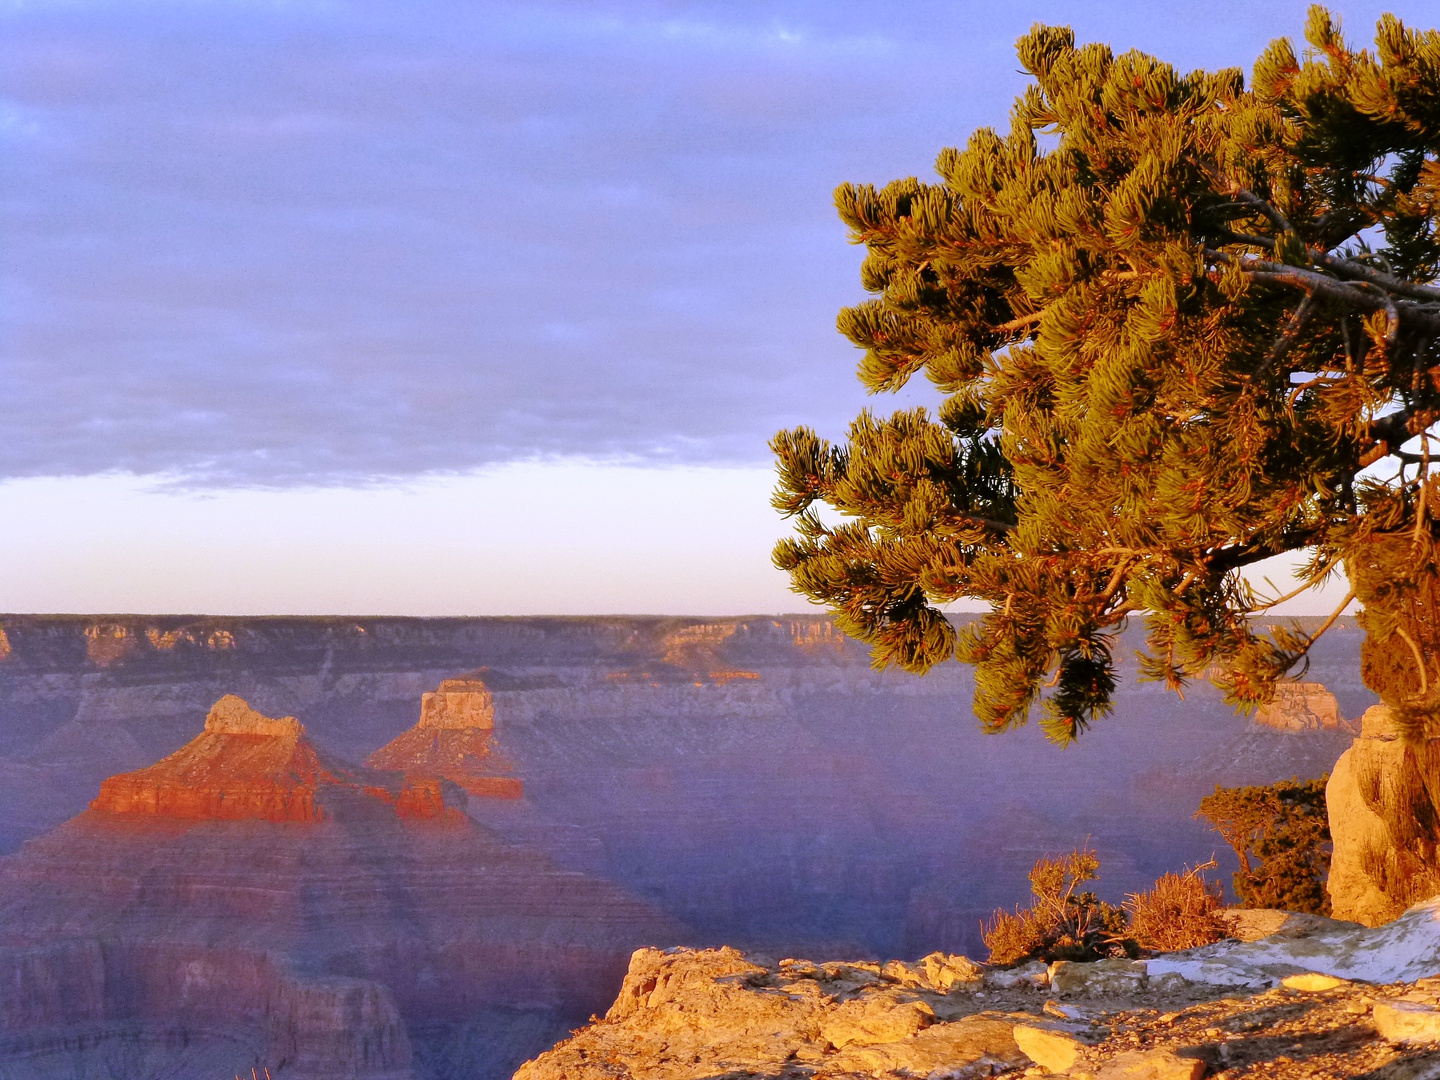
0,0,1420,614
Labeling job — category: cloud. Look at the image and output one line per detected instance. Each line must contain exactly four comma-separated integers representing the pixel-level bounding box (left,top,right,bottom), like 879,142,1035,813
1,0,1428,486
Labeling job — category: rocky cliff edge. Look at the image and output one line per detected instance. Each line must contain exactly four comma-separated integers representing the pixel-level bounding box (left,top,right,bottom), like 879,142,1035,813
519,898,1440,1080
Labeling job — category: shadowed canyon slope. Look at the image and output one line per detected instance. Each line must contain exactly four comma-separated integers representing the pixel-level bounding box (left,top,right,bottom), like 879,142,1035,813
0,614,1364,964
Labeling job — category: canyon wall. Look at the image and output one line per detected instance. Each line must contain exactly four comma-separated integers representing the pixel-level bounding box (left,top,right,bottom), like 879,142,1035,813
0,614,1366,1078
0,689,684,1080
0,614,1365,957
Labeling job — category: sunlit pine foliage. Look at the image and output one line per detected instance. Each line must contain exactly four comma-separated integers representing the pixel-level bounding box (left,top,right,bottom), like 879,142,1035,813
773,7,1440,742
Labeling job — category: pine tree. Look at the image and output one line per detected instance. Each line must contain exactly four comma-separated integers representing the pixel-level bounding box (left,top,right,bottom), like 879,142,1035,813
772,8,1440,743
1197,778,1332,913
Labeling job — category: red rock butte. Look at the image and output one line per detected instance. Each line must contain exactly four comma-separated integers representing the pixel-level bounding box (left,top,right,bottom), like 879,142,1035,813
92,694,464,823
367,676,524,800
0,690,686,1078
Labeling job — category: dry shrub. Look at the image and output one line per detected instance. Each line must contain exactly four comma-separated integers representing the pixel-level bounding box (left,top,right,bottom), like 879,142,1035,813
981,906,1048,967
982,848,1129,966
1124,860,1225,952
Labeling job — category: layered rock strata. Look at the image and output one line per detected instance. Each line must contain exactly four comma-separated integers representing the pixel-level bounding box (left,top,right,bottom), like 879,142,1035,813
93,695,371,822
0,614,1369,962
92,695,465,824
0,694,685,1079
1326,704,1440,925
367,676,523,800
0,940,414,1080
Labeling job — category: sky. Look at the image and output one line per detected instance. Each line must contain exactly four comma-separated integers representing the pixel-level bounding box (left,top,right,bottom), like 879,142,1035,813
0,0,1425,615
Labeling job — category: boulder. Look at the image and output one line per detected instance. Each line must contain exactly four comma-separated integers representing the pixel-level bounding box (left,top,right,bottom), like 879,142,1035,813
824,1017,1026,1078
1281,972,1350,991
985,960,1048,989
1013,1023,1085,1071
1216,908,1296,941
819,995,934,1048
1049,958,1148,997
1327,705,1440,926
882,952,984,992
1095,1049,1205,1080
1374,999,1440,1045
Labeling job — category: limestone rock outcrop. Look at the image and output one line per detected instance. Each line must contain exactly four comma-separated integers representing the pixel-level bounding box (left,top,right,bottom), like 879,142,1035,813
1254,681,1347,732
1326,704,1440,925
367,676,522,799
518,903,1440,1080
515,946,1030,1080
0,693,686,1079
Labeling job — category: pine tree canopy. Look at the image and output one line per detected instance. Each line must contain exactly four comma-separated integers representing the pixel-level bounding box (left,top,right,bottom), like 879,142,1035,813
771,8,1440,744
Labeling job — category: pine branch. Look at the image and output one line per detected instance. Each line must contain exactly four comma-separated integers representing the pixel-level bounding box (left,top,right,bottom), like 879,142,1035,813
1206,249,1440,328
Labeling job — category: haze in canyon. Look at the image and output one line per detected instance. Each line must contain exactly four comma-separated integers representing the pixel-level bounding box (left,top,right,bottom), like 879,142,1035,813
0,613,1361,1078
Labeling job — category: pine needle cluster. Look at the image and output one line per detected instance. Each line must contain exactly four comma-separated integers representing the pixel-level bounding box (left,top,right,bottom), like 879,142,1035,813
773,8,1440,741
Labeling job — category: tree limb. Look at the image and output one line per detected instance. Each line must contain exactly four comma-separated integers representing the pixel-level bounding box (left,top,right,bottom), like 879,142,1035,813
1205,250,1440,335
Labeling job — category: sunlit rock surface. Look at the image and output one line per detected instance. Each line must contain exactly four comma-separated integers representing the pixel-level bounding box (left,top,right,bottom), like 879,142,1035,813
92,695,361,821
519,904,1440,1080
1327,704,1440,926
1254,681,1348,732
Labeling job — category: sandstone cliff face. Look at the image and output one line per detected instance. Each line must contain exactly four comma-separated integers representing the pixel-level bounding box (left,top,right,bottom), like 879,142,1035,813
0,693,686,1080
418,677,494,729
1327,704,1440,926
92,695,369,822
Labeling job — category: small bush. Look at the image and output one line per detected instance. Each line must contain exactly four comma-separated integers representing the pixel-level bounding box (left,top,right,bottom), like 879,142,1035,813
981,906,1049,967
1124,860,1225,952
982,847,1130,966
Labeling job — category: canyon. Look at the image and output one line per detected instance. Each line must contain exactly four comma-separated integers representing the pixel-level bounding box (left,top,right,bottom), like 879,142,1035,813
0,692,682,1080
0,614,1370,1078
